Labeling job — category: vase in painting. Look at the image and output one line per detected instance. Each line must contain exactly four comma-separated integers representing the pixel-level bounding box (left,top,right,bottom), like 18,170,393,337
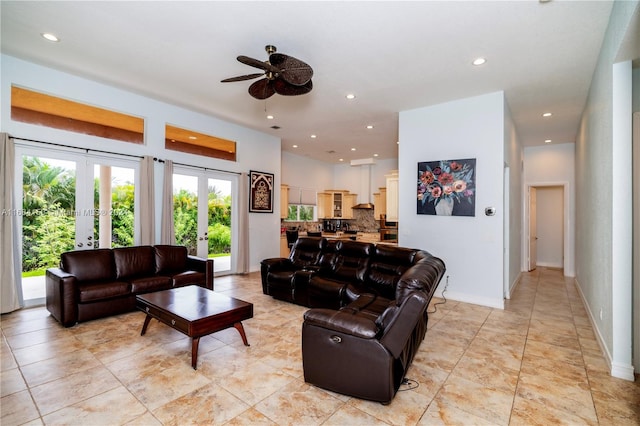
435,197,454,216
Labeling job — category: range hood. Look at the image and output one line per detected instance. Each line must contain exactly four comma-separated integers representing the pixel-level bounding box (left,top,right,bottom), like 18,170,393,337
351,159,375,209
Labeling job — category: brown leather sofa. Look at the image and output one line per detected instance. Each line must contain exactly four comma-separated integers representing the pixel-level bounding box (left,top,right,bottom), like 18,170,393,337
260,237,446,403
46,245,213,327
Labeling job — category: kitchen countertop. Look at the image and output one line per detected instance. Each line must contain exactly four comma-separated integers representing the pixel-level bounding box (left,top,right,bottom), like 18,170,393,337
298,231,394,245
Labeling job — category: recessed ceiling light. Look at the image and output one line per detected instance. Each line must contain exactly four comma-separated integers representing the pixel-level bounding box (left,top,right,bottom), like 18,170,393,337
545,139,552,143
472,57,486,66
188,136,197,140
339,158,344,162
351,148,356,151
310,134,317,139
366,125,374,129
373,153,379,157
346,93,356,100
266,115,274,120
292,144,298,148
41,33,60,42
542,112,552,117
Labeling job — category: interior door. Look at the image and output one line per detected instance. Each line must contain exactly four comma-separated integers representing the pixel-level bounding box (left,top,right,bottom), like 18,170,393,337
528,187,537,271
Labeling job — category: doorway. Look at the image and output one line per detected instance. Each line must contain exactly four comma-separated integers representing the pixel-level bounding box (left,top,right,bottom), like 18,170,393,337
172,168,235,275
16,146,140,304
526,183,569,274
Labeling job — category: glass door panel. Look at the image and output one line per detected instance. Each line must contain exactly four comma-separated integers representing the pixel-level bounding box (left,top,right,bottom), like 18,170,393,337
91,163,136,248
20,155,77,301
173,173,200,256
207,178,232,274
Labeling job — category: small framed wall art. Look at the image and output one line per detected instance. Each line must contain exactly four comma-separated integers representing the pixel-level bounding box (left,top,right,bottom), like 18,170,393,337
417,158,476,217
249,170,274,213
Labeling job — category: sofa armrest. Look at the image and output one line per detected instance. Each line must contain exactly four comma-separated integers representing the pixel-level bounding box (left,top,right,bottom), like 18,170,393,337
46,268,79,327
379,292,428,358
303,308,379,339
186,255,214,290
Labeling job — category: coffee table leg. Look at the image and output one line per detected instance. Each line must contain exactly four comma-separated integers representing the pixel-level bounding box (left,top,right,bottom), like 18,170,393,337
234,322,250,346
191,337,200,370
141,314,152,336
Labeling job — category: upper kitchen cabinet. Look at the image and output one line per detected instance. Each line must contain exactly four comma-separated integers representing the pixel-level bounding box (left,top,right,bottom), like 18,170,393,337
317,190,357,219
373,187,387,220
385,171,399,221
280,184,289,219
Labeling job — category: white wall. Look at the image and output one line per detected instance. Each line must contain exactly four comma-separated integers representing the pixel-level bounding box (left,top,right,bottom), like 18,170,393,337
575,0,637,380
399,91,506,309
333,158,398,205
1,54,281,272
523,143,576,276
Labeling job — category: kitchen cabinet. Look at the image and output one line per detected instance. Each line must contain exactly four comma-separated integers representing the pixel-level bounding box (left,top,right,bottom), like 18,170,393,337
373,187,386,220
385,171,399,221
280,185,289,219
317,190,357,219
280,235,289,257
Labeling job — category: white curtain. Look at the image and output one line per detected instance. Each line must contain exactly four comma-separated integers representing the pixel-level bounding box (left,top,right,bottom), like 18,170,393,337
160,160,175,245
236,172,250,274
1,133,24,313
139,156,155,245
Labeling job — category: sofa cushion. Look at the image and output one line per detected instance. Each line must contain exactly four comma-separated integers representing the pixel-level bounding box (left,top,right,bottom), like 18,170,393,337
154,245,188,274
129,276,172,293
61,249,115,282
113,246,155,279
78,281,130,303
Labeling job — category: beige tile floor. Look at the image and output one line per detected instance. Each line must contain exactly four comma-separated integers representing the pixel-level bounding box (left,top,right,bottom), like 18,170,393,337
1,267,639,425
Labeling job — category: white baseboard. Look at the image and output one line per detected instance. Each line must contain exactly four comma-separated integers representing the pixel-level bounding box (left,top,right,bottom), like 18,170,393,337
436,289,504,310
574,278,636,381
506,272,522,300
536,261,564,269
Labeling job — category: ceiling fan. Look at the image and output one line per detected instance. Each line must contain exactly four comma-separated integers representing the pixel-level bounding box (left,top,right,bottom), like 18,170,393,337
221,45,313,100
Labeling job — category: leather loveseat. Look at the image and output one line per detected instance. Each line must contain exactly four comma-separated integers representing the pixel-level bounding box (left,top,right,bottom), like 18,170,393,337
46,245,213,327
260,237,446,403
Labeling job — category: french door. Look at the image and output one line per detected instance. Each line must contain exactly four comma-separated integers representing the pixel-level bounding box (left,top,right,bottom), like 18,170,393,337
172,167,235,275
16,145,139,302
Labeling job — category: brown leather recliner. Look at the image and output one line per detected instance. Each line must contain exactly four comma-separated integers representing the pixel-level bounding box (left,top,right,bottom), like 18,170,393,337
302,253,445,403
261,237,446,403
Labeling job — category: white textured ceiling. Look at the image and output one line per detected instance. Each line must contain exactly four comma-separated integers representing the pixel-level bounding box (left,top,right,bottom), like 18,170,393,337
1,1,618,163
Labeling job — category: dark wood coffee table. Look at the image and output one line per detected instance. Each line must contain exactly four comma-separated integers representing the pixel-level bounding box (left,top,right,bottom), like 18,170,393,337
136,285,253,369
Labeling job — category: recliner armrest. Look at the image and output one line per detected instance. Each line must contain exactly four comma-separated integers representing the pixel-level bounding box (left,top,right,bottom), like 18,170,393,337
303,308,379,339
379,292,428,358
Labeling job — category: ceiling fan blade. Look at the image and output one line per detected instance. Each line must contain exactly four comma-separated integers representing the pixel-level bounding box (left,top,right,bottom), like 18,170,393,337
273,78,313,96
269,53,314,85
237,55,279,74
248,78,276,99
221,73,265,83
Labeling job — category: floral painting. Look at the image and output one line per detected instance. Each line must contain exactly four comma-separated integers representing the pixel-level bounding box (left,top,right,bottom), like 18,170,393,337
249,170,274,213
417,158,476,216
